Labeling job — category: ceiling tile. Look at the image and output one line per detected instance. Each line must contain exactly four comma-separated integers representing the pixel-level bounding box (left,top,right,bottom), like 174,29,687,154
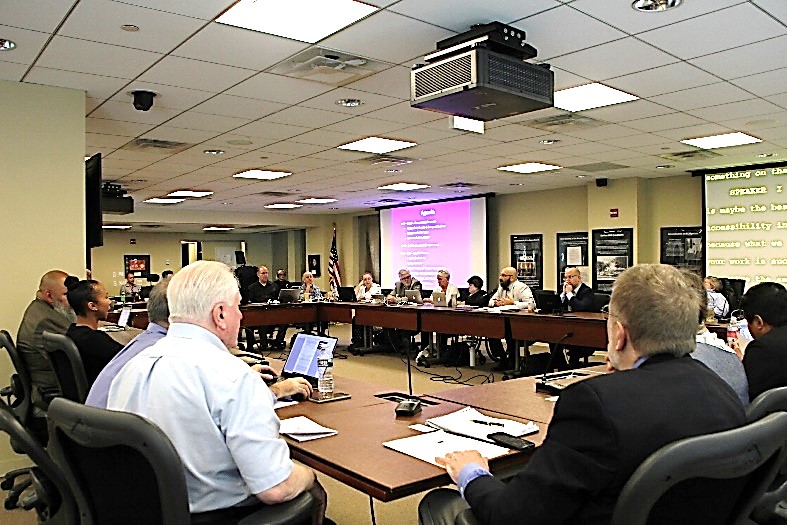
0,61,28,81
86,117,155,136
262,106,349,128
89,98,183,125
583,100,674,122
389,0,559,32
346,65,411,99
363,101,445,125
549,37,677,81
191,94,288,119
298,88,403,116
322,115,407,135
2,0,78,32
85,132,134,148
258,141,327,157
291,129,358,148
109,81,215,110
173,22,308,70
137,56,254,92
690,36,787,80
111,0,236,20
25,67,130,100
607,62,720,98
36,36,162,78
140,125,218,143
622,113,707,133
232,120,312,141
651,82,757,112
686,98,783,122
752,0,787,24
0,25,51,65
730,68,787,98
165,111,251,133
226,72,334,104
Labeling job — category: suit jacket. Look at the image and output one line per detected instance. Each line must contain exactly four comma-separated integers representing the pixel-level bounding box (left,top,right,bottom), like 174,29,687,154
743,324,787,401
465,290,488,307
561,281,594,312
393,279,422,297
464,354,745,525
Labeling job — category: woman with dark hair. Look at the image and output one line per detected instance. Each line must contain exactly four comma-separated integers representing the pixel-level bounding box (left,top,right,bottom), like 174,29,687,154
65,279,123,385
465,275,488,307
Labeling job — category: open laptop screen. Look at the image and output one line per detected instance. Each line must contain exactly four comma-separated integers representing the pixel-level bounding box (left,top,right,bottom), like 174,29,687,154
282,333,338,381
117,305,133,327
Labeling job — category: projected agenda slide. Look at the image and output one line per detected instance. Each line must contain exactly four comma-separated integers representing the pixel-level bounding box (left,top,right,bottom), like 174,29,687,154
704,162,787,287
380,197,487,290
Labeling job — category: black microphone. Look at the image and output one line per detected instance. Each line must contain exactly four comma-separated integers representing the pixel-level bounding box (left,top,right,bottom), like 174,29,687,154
542,332,574,379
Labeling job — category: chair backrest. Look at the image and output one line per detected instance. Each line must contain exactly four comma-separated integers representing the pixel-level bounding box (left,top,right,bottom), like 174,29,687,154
47,397,191,525
1,330,32,424
0,398,76,523
41,331,89,403
747,387,787,423
612,412,787,525
591,292,611,312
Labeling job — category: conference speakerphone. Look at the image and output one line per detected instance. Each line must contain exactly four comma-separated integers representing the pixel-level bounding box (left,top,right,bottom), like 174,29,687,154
535,370,591,395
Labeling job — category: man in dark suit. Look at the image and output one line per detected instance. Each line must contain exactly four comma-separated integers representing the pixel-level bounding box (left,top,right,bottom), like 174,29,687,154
560,266,596,367
419,264,746,525
740,281,787,401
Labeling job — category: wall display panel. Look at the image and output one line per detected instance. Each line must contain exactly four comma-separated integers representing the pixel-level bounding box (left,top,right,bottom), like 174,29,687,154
592,228,634,293
379,196,488,290
660,226,704,274
510,234,543,291
702,162,787,289
557,232,589,289
124,254,151,278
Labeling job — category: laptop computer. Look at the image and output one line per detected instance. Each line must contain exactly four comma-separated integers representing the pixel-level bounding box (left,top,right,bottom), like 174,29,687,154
432,291,447,307
534,290,564,314
278,288,300,304
281,333,350,403
404,289,423,304
337,286,356,302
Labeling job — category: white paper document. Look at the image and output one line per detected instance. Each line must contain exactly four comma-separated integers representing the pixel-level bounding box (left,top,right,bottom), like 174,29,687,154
383,430,510,467
279,416,337,442
426,407,539,443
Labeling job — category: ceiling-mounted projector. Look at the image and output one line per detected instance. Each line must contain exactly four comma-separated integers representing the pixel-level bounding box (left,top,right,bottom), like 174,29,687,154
410,22,554,122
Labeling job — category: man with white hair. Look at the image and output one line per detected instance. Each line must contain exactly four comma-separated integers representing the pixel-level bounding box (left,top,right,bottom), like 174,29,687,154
108,261,322,521
420,264,745,524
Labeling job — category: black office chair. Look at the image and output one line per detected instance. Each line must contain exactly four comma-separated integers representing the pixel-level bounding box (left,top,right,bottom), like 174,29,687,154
46,398,316,525
747,387,787,525
41,331,88,403
0,399,76,524
591,292,611,312
611,412,787,525
0,329,48,443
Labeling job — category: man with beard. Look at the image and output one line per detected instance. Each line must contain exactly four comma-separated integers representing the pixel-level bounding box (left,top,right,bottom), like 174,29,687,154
486,267,534,371
17,270,76,412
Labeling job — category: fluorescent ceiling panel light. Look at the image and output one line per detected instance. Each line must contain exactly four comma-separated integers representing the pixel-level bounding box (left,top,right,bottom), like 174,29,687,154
296,198,338,204
167,190,214,198
102,225,132,229
338,137,417,154
143,198,185,204
497,162,562,174
233,169,292,180
450,116,485,134
554,83,638,112
680,132,762,149
203,226,234,231
215,0,378,44
264,203,303,209
377,182,430,191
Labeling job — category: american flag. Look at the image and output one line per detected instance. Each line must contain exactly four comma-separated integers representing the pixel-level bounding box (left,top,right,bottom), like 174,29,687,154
328,227,342,296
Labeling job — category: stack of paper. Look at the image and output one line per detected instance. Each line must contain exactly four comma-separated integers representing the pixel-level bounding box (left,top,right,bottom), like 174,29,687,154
426,407,538,443
279,416,337,442
383,430,509,467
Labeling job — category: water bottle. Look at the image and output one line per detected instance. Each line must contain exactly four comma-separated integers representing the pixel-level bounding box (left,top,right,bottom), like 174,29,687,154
317,345,334,397
726,315,739,346
120,288,126,304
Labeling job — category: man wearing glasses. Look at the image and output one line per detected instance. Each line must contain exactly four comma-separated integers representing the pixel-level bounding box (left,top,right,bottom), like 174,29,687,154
487,267,534,371
389,268,422,301
560,267,593,312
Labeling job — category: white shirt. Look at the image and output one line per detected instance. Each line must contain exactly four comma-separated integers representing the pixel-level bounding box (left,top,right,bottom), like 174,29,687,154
707,290,729,318
488,280,534,309
355,281,382,301
107,323,292,512
433,283,460,307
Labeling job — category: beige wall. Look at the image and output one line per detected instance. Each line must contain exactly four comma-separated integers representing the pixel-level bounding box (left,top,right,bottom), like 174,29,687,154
0,81,85,471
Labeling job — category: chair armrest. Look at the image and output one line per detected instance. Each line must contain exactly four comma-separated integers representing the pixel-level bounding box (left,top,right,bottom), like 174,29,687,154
237,491,315,525
456,509,480,525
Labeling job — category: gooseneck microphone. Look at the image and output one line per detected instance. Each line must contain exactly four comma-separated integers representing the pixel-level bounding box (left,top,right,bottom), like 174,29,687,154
542,331,574,379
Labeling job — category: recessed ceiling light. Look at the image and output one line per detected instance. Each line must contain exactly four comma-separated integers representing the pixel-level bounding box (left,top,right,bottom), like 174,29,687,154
336,98,364,108
264,203,303,209
377,182,430,191
120,24,140,32
540,139,560,145
554,83,639,112
0,39,16,51
656,164,673,169
497,162,562,174
680,132,762,149
338,137,417,154
102,225,132,230
450,116,485,134
757,153,778,158
143,198,185,204
216,0,378,44
167,190,214,198
203,149,225,155
227,138,253,146
203,226,234,231
295,198,338,204
632,0,682,12
233,169,292,180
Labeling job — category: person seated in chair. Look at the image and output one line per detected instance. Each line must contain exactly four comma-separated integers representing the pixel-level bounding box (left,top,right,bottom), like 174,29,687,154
108,261,326,522
386,268,422,303
486,267,534,371
464,275,488,307
120,272,141,301
704,276,730,319
419,264,745,525
65,279,123,385
245,266,286,351
560,267,596,367
298,272,326,335
350,272,383,351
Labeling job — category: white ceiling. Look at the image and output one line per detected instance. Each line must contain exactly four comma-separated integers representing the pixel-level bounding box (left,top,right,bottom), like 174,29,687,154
2,0,786,229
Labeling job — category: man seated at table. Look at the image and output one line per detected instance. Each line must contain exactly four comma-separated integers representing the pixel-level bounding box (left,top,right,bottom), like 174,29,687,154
464,275,488,307
420,264,745,525
17,270,75,413
349,272,383,351
274,269,291,294
560,267,596,367
386,268,422,303
107,261,324,522
86,280,170,409
486,267,534,371
739,281,787,401
245,265,286,351
704,276,730,319
423,269,459,306
120,271,141,301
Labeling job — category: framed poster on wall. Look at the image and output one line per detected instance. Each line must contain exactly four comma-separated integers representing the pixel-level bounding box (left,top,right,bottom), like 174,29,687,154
660,226,704,275
124,254,151,278
591,228,633,293
510,234,543,290
556,232,589,289
308,254,321,277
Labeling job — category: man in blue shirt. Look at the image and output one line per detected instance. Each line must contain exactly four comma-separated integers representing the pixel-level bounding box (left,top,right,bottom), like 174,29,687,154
86,280,170,408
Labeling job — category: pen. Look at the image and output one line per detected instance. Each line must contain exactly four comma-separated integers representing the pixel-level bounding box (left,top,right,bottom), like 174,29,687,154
471,419,504,427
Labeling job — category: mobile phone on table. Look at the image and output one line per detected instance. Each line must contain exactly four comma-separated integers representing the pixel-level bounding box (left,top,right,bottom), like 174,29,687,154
487,432,535,451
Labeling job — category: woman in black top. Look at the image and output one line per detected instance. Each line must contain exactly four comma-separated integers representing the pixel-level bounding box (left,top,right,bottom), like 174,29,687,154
465,275,488,307
65,279,123,385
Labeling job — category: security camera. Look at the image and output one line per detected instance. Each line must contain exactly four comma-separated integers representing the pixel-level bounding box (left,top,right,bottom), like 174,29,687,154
131,90,156,111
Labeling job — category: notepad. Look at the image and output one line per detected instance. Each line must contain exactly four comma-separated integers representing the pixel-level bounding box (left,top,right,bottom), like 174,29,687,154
383,430,509,467
425,407,539,443
279,416,337,442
